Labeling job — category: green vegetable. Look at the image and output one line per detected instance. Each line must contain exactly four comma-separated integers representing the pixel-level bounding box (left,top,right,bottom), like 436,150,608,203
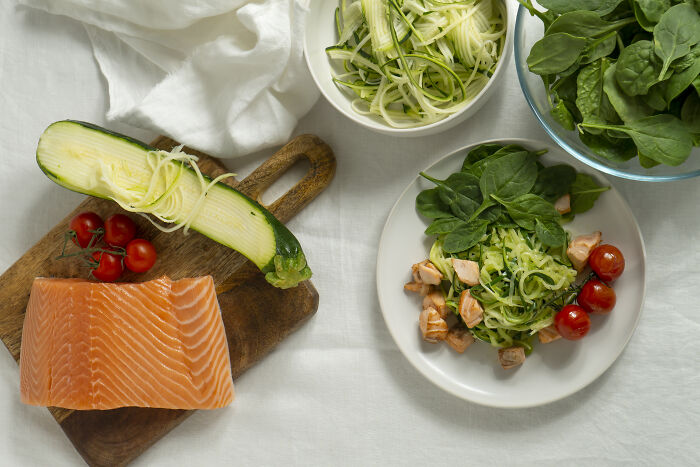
419,172,481,221
527,33,588,75
36,121,312,289
576,58,619,133
493,194,560,231
681,92,700,135
478,152,538,202
652,4,700,81
524,0,699,168
580,114,694,166
569,173,610,214
532,164,577,200
443,221,489,253
416,188,452,219
535,218,567,247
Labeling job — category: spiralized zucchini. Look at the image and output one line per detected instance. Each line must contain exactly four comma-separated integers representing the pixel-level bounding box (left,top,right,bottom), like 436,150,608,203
434,227,578,351
328,0,507,127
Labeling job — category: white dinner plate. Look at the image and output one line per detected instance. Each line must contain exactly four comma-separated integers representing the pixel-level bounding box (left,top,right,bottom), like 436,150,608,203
376,138,646,408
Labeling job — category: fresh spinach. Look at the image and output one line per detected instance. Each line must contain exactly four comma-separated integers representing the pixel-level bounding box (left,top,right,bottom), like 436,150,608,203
538,0,622,16
492,194,560,231
425,217,467,235
416,188,451,219
652,3,700,81
532,164,577,200
443,221,489,254
580,114,694,165
682,92,700,134
603,62,654,122
479,152,538,202
579,132,638,162
635,0,670,24
419,172,481,221
527,33,588,75
462,144,504,169
569,173,609,214
550,99,576,130
545,11,636,38
664,47,700,102
615,40,662,96
576,58,619,132
535,219,567,247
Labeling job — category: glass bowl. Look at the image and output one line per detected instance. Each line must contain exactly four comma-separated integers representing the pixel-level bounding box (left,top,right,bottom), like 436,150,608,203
513,5,700,182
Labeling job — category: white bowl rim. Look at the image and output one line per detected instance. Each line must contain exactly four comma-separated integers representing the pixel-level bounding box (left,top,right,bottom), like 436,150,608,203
304,0,516,135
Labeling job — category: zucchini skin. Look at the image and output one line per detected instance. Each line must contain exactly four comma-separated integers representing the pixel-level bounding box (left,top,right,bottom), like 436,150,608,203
36,120,311,289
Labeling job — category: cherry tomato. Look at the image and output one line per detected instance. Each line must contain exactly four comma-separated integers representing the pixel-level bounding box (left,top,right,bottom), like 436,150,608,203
554,305,591,341
104,213,137,247
124,239,157,273
589,244,625,282
91,251,124,282
578,279,616,314
69,212,103,248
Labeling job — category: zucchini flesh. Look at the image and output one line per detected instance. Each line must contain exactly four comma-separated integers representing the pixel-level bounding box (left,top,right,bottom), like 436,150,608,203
36,120,311,289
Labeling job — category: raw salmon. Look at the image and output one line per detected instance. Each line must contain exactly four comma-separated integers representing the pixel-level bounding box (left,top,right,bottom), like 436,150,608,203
19,276,234,410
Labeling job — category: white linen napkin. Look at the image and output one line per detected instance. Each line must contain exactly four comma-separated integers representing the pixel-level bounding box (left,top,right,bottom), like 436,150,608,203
18,0,319,158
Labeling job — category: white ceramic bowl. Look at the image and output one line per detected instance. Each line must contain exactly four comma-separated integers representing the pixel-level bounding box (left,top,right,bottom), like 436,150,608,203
304,0,516,137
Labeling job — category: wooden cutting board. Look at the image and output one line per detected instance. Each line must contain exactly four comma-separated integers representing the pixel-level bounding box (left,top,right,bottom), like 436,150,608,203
0,134,336,466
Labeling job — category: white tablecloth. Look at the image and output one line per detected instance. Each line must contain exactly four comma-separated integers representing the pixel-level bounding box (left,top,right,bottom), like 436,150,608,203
2,2,699,466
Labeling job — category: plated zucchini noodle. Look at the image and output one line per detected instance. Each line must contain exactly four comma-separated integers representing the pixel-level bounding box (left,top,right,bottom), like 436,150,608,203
327,0,507,127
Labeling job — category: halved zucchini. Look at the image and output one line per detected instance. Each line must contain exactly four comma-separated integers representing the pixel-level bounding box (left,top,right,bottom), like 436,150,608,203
36,120,311,289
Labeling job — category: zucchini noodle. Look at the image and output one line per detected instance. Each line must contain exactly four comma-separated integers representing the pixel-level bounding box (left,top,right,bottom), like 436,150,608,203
435,227,577,350
328,0,507,127
97,145,236,235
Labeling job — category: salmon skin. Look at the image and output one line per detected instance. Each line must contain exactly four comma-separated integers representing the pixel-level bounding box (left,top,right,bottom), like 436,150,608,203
19,276,235,410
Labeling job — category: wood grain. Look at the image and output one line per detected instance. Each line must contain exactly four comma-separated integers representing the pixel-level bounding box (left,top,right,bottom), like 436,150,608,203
0,134,335,466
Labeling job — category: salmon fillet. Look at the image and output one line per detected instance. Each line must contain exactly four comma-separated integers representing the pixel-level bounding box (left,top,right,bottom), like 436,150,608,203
19,276,234,410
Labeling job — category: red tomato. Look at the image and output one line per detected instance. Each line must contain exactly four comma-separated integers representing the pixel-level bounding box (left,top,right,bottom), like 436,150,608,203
104,214,137,247
589,244,625,282
91,251,124,282
578,279,616,314
124,239,157,273
554,305,591,340
69,212,103,248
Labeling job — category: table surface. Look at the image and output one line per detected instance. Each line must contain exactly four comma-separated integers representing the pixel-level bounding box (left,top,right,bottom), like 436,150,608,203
2,1,699,466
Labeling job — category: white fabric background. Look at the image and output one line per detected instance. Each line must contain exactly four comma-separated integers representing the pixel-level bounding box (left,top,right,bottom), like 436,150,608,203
1,1,699,465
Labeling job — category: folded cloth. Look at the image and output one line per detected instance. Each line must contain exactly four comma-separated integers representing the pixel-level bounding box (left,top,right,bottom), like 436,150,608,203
18,0,319,158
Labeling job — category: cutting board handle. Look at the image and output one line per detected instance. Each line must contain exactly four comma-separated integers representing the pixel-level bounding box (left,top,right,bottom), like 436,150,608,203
236,134,336,223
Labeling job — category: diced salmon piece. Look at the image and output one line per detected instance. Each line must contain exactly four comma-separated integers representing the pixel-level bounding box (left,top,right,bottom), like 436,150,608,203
538,324,561,344
498,346,526,370
567,231,602,272
446,326,475,353
423,291,448,319
404,281,433,296
416,260,443,285
419,307,448,343
554,194,571,215
451,258,480,286
458,290,483,328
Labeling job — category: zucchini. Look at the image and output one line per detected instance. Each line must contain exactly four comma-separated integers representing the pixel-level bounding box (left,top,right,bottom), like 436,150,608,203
36,120,311,289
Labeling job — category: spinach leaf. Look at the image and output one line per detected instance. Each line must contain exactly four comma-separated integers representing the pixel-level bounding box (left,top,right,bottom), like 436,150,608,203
517,0,557,29
635,0,670,24
579,132,638,162
538,0,622,16
443,221,489,254
642,82,668,111
535,219,568,247
653,3,700,80
576,58,619,133
479,152,538,201
580,114,694,166
527,33,588,76
477,204,503,223
545,11,636,38
569,173,610,214
425,217,467,235
694,75,700,96
681,92,700,133
420,172,481,221
550,99,576,130
416,188,451,219
493,194,560,231
615,40,662,96
532,164,577,201
633,1,656,32
469,146,528,178
638,153,661,167
581,33,618,64
462,144,504,169
664,47,700,102
603,62,654,122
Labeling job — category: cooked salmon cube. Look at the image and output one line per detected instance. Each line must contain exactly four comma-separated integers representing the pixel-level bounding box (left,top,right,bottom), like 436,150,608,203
498,346,526,370
416,260,443,285
446,326,475,353
451,258,480,286
404,281,433,296
567,231,602,272
554,194,571,215
423,291,448,319
458,290,483,328
419,307,448,343
538,324,561,344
